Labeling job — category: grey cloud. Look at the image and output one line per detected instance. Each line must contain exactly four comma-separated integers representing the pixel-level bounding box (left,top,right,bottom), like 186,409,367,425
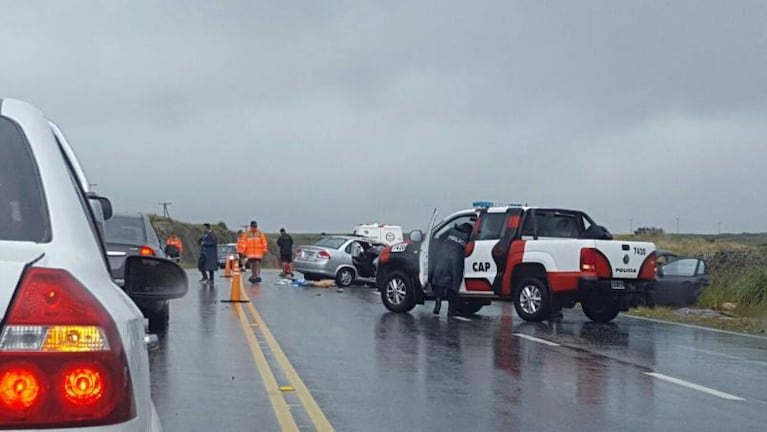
1,0,766,234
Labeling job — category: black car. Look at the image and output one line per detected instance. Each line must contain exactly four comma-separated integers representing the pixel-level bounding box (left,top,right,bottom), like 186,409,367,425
104,212,175,330
654,256,712,306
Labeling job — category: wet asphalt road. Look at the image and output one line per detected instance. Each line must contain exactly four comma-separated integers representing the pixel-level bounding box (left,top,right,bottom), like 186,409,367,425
150,269,767,431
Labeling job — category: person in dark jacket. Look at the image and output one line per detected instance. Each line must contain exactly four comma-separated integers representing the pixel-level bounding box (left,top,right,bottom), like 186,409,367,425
276,228,294,278
199,223,218,285
429,222,473,314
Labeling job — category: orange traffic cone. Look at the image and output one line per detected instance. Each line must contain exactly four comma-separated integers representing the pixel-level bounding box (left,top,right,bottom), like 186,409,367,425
221,270,249,303
223,257,232,278
232,257,240,272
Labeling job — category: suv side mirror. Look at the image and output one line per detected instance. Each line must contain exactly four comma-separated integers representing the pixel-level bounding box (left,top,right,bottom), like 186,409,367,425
409,230,424,243
87,193,113,221
124,256,188,300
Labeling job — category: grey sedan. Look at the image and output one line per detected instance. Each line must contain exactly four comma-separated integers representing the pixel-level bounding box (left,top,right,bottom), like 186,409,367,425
104,212,173,330
294,236,383,287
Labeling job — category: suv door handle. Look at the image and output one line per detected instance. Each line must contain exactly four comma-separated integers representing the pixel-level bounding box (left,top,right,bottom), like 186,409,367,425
144,334,159,351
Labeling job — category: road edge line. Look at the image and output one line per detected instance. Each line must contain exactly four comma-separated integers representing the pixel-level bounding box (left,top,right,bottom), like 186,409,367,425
242,283,335,431
235,302,300,431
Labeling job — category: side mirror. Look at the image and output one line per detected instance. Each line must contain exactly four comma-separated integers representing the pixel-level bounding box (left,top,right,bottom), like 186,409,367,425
409,230,424,243
87,194,113,221
124,256,188,301
656,266,664,278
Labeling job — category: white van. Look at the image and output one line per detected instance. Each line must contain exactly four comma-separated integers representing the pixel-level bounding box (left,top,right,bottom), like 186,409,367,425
353,223,404,245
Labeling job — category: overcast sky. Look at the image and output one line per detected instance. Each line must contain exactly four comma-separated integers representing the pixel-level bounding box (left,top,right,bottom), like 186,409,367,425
2,1,766,234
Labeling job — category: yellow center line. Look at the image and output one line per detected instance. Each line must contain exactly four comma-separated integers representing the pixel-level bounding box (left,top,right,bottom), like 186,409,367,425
240,278,336,432
235,302,299,431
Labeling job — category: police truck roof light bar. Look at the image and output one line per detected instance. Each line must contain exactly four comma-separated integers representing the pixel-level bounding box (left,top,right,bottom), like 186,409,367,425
472,201,523,209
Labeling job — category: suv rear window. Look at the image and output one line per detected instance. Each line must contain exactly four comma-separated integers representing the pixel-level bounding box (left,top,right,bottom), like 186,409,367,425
0,116,50,242
104,215,148,244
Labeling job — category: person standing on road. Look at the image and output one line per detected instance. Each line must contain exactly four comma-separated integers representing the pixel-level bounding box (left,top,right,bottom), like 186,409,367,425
165,234,183,262
277,228,294,278
428,222,472,314
238,220,268,283
199,223,218,285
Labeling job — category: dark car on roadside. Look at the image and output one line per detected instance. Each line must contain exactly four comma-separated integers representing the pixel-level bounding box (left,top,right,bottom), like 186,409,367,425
654,256,712,306
104,212,175,330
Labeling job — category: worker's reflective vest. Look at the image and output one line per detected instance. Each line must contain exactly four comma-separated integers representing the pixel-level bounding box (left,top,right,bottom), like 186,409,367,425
166,235,183,253
237,230,268,259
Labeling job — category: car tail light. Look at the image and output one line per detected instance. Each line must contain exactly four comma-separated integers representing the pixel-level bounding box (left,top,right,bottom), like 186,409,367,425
379,246,392,264
317,250,331,260
0,268,136,428
139,245,155,256
638,252,657,280
580,248,612,279
295,249,303,259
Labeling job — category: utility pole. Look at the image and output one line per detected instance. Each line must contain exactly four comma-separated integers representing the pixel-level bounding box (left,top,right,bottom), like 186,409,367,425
629,218,634,234
157,202,172,218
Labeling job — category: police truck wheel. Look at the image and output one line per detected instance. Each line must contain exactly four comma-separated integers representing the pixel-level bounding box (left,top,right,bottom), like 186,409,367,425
381,271,416,313
336,268,355,288
581,295,620,323
450,299,484,316
513,277,550,322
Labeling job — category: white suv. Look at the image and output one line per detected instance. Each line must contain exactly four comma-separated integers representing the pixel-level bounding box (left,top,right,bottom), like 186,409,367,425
0,99,187,430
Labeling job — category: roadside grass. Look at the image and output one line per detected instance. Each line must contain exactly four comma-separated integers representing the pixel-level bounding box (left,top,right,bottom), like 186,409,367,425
615,233,753,256
628,306,767,335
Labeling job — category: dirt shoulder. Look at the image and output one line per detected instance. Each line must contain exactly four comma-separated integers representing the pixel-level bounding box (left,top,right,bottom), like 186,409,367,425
627,306,767,336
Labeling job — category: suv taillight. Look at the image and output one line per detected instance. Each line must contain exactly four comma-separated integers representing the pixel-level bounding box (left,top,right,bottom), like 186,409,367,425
580,248,613,279
378,246,392,264
139,245,155,256
0,268,136,428
638,252,657,280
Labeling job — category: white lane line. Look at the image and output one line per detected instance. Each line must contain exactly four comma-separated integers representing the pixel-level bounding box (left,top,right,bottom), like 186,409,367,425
644,372,746,401
452,316,472,322
513,333,561,347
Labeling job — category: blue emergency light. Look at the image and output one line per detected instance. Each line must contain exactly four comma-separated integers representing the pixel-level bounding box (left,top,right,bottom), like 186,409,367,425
472,201,523,208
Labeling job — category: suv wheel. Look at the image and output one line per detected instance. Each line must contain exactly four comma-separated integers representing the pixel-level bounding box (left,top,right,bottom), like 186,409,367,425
381,271,416,313
581,295,620,323
450,299,484,316
513,277,550,322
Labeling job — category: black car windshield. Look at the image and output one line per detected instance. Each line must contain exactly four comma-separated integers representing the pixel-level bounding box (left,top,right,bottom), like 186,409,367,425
104,215,147,244
315,237,347,249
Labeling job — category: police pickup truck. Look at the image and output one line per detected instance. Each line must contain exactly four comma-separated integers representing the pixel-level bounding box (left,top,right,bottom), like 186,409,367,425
377,202,657,323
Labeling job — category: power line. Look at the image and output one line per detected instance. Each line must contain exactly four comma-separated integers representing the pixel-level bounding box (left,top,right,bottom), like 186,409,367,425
157,202,172,218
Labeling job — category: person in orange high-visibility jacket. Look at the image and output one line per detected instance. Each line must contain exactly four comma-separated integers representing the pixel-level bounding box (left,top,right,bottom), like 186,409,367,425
237,220,268,283
165,234,183,259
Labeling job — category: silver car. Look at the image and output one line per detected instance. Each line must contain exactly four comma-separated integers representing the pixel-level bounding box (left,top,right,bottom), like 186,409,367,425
0,98,187,431
294,236,384,287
